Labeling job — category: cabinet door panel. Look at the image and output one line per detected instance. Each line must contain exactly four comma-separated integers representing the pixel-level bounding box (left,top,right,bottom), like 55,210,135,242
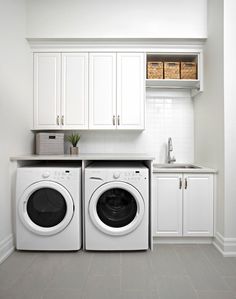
89,53,116,129
117,53,145,130
183,174,213,236
61,53,88,129
153,174,183,237
34,53,60,129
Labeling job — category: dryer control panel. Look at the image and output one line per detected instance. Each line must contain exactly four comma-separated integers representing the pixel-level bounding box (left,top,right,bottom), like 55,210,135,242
41,170,73,180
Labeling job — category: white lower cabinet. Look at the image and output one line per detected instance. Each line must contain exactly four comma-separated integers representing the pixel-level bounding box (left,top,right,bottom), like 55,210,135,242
183,174,214,236
153,173,214,237
153,174,183,236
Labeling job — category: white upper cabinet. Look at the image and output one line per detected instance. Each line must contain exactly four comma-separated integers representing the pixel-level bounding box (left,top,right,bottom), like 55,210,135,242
183,174,214,237
34,52,88,130
61,53,88,129
33,51,145,130
34,53,61,129
117,53,145,129
89,52,145,130
89,53,116,129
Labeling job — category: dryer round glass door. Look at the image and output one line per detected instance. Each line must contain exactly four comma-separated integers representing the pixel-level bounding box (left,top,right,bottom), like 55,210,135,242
18,181,74,236
89,181,145,236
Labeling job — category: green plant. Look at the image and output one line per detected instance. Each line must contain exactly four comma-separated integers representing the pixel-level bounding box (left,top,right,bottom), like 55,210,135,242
66,133,80,147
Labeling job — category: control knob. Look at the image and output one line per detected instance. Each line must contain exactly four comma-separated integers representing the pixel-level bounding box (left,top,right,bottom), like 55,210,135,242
113,172,120,179
42,172,50,178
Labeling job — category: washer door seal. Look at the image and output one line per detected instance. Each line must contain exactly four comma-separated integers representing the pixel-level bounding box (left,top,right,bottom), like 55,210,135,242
89,181,145,236
18,181,74,236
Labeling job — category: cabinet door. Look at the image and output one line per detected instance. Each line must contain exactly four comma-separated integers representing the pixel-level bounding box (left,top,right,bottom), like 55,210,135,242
117,53,145,130
183,174,213,236
61,53,88,129
34,53,61,129
153,174,183,237
89,53,116,129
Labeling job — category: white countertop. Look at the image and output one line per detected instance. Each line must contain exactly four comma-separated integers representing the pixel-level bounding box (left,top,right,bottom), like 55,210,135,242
10,153,155,161
153,163,217,173
10,155,217,173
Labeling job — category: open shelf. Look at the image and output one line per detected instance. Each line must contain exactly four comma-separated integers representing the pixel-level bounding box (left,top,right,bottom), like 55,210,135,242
146,52,203,97
146,79,200,89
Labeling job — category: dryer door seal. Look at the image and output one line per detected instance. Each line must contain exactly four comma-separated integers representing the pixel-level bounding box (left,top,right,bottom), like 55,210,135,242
89,181,145,236
18,181,74,236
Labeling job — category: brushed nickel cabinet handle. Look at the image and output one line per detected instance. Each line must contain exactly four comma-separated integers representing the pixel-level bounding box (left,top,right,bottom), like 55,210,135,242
117,115,120,126
185,178,188,189
56,115,60,126
61,115,64,126
113,115,116,126
179,178,182,189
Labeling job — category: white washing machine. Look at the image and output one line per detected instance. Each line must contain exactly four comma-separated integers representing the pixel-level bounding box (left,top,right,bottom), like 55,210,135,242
16,165,81,251
84,162,149,251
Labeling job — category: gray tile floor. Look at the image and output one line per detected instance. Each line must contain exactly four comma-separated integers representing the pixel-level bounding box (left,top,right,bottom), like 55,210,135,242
0,244,236,299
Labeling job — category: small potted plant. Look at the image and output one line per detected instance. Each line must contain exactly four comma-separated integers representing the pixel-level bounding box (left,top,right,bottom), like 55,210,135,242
66,133,80,155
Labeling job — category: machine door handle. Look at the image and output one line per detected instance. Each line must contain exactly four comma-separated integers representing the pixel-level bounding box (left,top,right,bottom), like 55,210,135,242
113,115,116,126
61,115,64,126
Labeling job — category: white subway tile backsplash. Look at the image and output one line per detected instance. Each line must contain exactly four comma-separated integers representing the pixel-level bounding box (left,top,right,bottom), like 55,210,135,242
66,94,194,163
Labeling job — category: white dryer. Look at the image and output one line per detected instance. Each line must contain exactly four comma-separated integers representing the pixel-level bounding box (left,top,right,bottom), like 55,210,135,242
16,165,81,251
84,162,149,251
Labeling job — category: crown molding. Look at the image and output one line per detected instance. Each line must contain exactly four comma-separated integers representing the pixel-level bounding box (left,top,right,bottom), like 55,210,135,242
26,38,206,52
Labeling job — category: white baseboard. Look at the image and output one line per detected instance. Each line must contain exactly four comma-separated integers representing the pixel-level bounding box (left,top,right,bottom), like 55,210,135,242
0,234,14,264
213,232,236,257
153,237,213,244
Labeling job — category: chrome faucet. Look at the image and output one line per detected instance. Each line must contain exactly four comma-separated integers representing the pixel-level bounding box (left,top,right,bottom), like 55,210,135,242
167,137,176,164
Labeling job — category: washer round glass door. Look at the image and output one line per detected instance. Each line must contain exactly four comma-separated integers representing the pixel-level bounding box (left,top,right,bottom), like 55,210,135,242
18,181,74,236
89,181,145,236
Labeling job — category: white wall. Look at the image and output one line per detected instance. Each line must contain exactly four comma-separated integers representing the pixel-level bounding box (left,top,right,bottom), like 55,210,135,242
224,0,236,238
65,91,194,164
194,0,224,236
26,0,207,39
0,0,33,261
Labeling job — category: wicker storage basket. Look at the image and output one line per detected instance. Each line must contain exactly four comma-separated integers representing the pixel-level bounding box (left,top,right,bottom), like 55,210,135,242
181,62,197,79
147,61,163,79
36,133,64,155
164,62,180,79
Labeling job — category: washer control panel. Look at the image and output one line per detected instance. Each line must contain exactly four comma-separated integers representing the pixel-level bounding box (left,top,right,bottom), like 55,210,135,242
112,170,146,181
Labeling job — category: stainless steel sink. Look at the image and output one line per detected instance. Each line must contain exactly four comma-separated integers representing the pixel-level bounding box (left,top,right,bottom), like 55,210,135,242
153,163,201,169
